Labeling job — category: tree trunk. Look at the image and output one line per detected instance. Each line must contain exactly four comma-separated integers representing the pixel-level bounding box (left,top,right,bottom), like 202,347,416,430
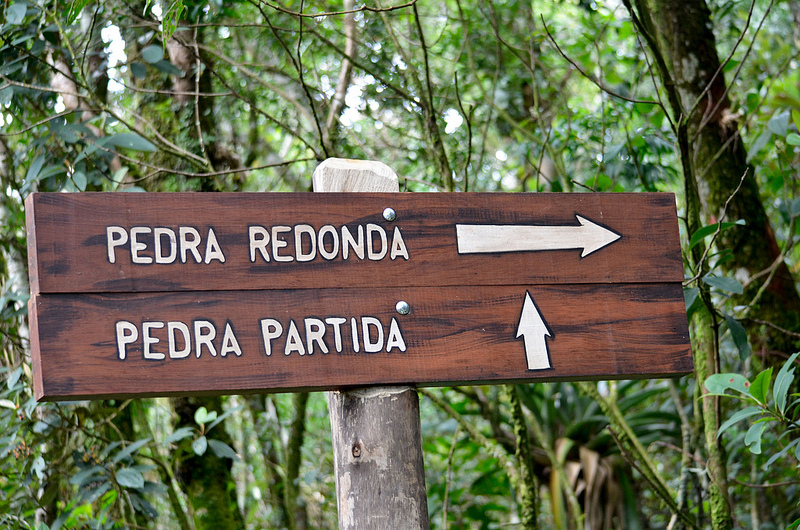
633,0,800,357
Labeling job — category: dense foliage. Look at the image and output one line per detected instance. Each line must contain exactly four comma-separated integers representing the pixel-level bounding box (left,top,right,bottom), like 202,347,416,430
2,0,800,528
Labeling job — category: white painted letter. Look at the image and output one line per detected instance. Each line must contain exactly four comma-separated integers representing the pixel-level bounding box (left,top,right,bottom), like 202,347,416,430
318,225,339,260
386,318,407,352
220,322,242,357
194,320,217,357
179,227,203,263
260,318,283,356
272,225,293,262
115,320,138,360
249,226,270,262
366,224,388,260
342,225,365,260
295,224,317,262
350,317,360,352
154,227,177,264
143,321,165,360
168,321,191,359
389,227,410,260
204,228,225,263
107,226,128,264
325,317,346,352
284,320,305,355
130,227,152,264
304,318,328,354
362,316,384,353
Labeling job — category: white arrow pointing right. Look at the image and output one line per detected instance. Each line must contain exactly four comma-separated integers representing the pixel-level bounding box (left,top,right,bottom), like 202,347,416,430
456,214,621,257
516,291,553,371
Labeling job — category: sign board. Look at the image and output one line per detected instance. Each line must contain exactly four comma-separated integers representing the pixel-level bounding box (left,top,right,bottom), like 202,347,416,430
26,192,692,400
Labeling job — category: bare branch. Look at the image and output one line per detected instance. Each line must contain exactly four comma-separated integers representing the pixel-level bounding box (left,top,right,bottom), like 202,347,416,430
258,0,418,18
541,17,660,106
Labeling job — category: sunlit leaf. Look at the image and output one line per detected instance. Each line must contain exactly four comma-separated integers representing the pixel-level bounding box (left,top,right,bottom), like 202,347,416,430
705,373,750,395
749,368,772,404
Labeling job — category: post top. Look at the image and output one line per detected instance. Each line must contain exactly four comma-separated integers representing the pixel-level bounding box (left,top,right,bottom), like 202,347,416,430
312,158,399,192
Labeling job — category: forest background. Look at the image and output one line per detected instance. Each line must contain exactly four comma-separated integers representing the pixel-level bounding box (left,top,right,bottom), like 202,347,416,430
2,0,800,528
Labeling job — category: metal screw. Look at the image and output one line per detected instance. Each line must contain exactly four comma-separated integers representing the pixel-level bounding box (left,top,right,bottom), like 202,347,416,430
396,301,410,315
382,207,397,222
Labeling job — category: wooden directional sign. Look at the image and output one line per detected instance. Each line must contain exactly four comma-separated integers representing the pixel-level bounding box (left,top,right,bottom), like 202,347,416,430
26,192,692,401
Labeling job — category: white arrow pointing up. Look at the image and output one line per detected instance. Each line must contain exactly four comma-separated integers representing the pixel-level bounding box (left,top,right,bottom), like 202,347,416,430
516,291,553,371
456,215,621,257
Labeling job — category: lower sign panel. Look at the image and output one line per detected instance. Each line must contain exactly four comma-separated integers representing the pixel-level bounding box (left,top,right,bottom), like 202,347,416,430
30,284,692,400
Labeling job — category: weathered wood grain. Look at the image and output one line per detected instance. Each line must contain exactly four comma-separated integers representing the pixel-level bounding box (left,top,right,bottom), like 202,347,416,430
30,283,691,401
26,192,683,294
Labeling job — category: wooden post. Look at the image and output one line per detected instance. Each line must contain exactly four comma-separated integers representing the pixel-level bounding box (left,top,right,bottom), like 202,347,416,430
313,158,430,529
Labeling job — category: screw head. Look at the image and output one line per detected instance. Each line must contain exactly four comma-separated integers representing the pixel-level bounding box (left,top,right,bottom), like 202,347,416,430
396,301,410,315
382,207,397,222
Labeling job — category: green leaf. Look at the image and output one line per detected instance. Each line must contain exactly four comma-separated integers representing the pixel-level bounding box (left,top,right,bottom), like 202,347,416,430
116,467,145,489
164,426,194,445
683,287,699,311
792,109,800,132
112,437,151,463
6,3,27,25
744,421,768,454
768,110,790,137
702,274,743,295
747,130,771,161
196,407,217,426
749,367,773,404
718,406,762,437
705,373,750,395
787,133,800,146
103,133,157,152
141,45,164,64
192,435,207,456
207,404,242,431
764,437,800,469
0,86,13,105
66,0,91,25
688,220,745,250
69,465,105,485
774,352,799,414
72,171,87,191
0,398,16,409
130,62,147,79
723,313,750,360
32,455,45,479
26,155,45,183
207,439,238,459
153,59,184,76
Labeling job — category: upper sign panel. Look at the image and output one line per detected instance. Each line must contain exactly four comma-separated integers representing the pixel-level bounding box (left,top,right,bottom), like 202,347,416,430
26,192,682,294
